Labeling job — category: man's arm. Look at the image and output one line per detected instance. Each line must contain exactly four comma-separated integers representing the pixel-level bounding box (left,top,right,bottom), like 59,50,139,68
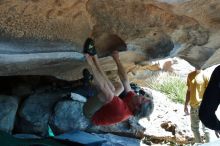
85,54,114,103
215,130,220,138
92,55,115,92
184,74,191,115
199,65,220,130
112,51,132,93
184,89,190,115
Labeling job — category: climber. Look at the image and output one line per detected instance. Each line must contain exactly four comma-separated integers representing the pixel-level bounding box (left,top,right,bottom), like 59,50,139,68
82,38,154,126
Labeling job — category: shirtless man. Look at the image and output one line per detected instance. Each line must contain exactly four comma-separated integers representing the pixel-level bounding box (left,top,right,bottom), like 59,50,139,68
83,38,153,126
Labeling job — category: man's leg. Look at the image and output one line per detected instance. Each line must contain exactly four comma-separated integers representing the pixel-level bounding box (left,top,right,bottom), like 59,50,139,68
83,54,115,119
85,54,114,103
190,107,202,143
92,55,124,96
112,81,124,96
92,54,116,92
202,123,210,142
112,51,132,93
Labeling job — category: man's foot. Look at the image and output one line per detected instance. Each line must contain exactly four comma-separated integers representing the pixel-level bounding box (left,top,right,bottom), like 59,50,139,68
83,38,97,56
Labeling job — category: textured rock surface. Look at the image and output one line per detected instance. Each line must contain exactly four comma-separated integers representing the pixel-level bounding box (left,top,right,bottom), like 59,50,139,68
173,0,220,30
16,91,67,136
0,95,18,134
0,0,217,70
127,32,174,59
50,100,90,135
0,0,91,47
202,48,220,69
0,39,145,80
0,39,85,79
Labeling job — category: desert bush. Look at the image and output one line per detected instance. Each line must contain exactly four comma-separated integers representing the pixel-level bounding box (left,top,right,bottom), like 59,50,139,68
149,72,187,104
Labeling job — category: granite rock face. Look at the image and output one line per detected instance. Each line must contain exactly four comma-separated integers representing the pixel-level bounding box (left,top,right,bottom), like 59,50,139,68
50,100,90,135
202,48,220,69
16,91,67,136
0,0,91,48
0,95,18,134
0,0,219,71
0,39,86,80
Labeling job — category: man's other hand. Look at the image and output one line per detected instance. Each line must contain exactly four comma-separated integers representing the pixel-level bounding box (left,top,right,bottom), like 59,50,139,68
215,130,220,138
184,105,189,116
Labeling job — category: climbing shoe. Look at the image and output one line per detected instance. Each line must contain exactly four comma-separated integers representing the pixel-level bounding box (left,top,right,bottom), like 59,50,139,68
130,82,141,94
139,89,146,96
82,68,95,97
83,38,97,56
82,68,93,84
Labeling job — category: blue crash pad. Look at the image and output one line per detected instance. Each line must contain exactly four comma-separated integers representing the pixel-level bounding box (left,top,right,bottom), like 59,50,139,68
54,131,106,146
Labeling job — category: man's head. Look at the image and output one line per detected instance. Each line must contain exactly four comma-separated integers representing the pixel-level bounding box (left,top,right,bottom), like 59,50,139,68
131,95,154,119
194,65,203,72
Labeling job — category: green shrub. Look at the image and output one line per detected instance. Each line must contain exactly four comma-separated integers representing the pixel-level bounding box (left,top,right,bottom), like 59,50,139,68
150,73,187,104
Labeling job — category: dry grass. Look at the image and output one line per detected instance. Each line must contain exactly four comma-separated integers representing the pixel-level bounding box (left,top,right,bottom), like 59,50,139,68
148,72,187,104
129,70,187,104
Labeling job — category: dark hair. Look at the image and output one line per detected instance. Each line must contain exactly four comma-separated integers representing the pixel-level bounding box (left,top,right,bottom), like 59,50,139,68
135,97,154,119
131,87,154,119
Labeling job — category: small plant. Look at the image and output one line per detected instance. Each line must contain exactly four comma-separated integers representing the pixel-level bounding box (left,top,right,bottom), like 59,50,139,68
150,72,187,104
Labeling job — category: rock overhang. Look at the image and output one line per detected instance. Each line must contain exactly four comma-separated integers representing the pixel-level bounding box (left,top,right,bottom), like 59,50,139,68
0,39,86,80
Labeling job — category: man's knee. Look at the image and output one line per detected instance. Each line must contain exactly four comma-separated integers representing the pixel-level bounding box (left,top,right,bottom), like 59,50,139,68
83,103,93,119
97,91,113,103
83,96,105,119
117,81,124,91
113,81,124,95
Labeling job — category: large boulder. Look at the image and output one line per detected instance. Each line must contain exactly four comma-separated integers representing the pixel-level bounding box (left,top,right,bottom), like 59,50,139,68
16,91,67,136
202,48,220,69
177,46,216,69
0,95,18,134
128,32,174,59
174,0,220,30
0,39,146,81
50,99,90,135
0,39,86,81
0,0,211,69
0,0,91,47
